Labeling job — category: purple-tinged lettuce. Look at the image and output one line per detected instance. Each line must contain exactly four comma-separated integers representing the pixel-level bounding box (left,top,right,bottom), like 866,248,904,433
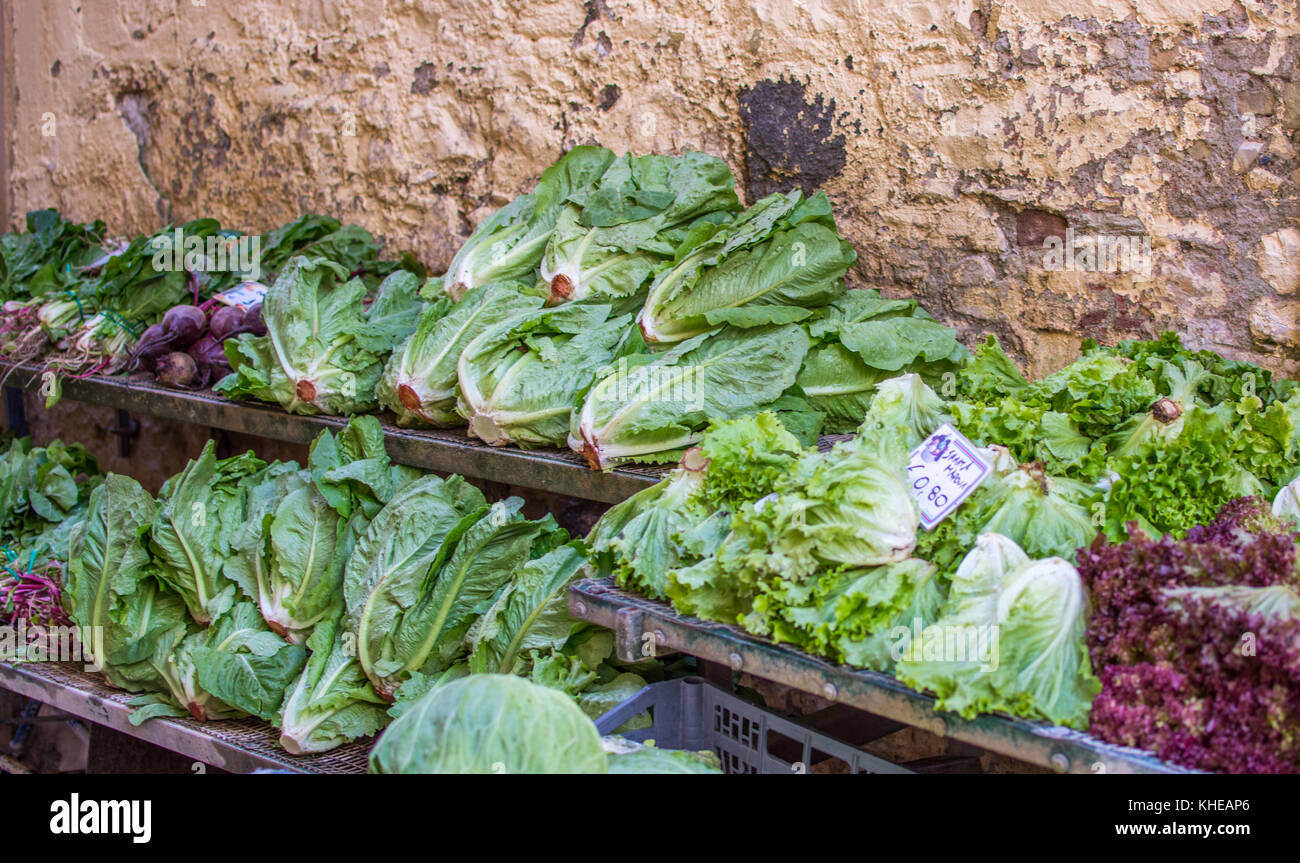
1079,497,1300,773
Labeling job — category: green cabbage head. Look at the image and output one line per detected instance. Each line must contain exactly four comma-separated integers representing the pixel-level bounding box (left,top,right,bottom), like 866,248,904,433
368,674,608,774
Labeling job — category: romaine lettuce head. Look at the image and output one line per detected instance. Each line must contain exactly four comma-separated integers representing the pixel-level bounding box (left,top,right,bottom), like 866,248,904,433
306,414,410,520
638,190,856,344
443,195,538,301
443,146,616,300
573,323,810,469
278,608,390,754
65,474,190,693
261,485,353,642
457,301,633,448
344,474,488,701
796,342,890,432
189,601,308,721
222,461,310,641
377,281,545,427
368,498,556,695
216,256,413,415
539,151,740,303
148,442,267,626
368,674,608,774
128,601,307,724
896,536,1099,729
467,543,588,675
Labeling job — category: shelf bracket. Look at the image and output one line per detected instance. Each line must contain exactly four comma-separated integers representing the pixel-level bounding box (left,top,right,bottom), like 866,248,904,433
108,409,140,458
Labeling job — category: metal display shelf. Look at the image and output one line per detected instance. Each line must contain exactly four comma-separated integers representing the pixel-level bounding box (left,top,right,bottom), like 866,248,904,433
0,661,369,774
0,362,661,503
569,577,1190,775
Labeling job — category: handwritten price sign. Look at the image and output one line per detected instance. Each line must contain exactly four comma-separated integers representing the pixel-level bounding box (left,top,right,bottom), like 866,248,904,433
907,423,992,529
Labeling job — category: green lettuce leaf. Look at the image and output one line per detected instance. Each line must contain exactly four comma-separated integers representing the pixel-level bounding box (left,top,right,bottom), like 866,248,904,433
539,151,739,303
584,460,715,599
149,442,266,626
795,291,966,432
344,475,488,700
65,474,188,693
467,543,588,674
377,281,545,427
380,499,556,690
278,608,390,754
638,190,855,344
697,411,806,511
573,323,810,469
129,601,306,724
190,602,308,721
443,146,616,299
457,301,633,448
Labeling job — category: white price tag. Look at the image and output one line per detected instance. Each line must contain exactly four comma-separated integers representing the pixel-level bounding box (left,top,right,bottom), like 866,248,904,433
907,423,992,529
213,281,268,309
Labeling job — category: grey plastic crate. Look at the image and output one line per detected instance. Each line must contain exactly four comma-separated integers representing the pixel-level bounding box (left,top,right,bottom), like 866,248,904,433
595,677,912,774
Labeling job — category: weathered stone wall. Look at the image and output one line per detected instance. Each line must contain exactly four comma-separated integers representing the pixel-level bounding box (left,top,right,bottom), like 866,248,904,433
5,0,1298,377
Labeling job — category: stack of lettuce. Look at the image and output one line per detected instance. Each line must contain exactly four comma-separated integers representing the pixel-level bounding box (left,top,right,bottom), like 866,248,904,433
586,398,1100,729
587,332,1300,733
376,147,969,467
59,417,655,754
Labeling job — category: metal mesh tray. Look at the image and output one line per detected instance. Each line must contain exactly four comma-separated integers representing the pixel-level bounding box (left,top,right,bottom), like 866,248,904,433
0,661,370,774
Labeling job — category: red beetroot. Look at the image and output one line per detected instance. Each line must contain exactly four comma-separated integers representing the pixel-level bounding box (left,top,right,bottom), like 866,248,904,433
161,304,207,347
155,351,201,389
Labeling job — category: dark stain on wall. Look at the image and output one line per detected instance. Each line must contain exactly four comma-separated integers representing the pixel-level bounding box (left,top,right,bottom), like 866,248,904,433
178,93,232,182
738,77,847,201
1016,209,1067,247
411,62,438,95
597,83,621,111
